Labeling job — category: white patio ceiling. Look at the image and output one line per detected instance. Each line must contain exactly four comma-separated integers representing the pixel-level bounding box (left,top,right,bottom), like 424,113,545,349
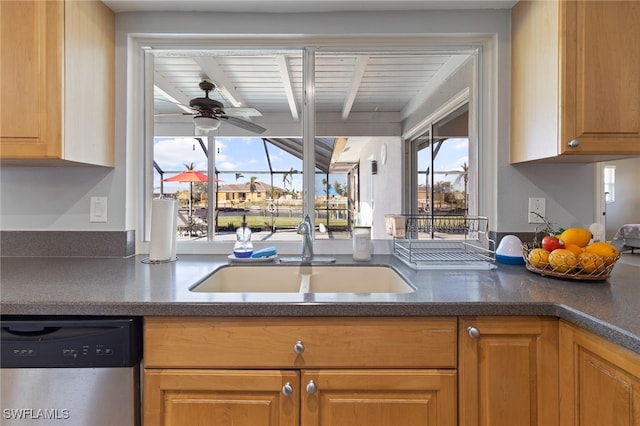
152,51,469,122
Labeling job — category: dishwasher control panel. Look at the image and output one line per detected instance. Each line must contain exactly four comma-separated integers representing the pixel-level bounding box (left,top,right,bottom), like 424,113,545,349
0,316,142,368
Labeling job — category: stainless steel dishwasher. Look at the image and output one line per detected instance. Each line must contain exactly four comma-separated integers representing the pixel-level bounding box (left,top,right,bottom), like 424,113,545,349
0,316,142,426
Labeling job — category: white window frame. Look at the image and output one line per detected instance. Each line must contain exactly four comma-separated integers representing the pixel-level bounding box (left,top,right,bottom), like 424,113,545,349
126,35,498,255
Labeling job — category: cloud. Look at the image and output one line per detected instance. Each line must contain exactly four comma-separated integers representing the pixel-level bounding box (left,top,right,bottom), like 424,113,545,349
154,137,207,171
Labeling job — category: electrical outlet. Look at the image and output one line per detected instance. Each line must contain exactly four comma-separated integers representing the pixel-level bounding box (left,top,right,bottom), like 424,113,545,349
90,197,108,223
528,197,545,224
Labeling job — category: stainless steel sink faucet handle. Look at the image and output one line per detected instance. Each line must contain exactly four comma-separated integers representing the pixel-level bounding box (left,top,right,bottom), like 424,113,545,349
297,214,314,261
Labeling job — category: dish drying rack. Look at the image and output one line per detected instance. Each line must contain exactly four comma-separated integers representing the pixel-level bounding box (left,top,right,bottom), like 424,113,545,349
386,215,496,270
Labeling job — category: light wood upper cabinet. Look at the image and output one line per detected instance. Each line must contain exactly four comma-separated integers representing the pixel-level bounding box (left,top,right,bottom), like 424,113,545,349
511,0,640,163
458,316,559,426
559,320,640,426
0,0,114,166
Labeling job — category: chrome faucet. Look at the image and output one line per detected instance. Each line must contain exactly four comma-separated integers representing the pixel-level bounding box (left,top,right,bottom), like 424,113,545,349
297,214,314,261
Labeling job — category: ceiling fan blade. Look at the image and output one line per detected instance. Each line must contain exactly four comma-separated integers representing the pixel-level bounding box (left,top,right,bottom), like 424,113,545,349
222,107,263,117
154,98,198,112
154,112,194,116
219,116,266,134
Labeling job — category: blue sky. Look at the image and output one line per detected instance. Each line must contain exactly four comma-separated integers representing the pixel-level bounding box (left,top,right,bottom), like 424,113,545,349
417,138,469,190
154,136,303,194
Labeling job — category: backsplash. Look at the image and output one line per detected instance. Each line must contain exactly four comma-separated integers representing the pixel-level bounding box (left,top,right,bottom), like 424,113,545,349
0,231,135,257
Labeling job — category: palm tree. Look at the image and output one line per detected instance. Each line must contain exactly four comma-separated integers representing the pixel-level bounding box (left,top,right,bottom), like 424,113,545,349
333,180,346,196
282,168,297,193
453,162,469,211
248,176,258,199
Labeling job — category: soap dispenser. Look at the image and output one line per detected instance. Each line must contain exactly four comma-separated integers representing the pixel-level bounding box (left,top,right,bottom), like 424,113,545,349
233,215,253,258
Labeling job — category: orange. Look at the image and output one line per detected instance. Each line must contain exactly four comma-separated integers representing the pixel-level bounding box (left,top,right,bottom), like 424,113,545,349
578,252,606,274
564,244,584,256
559,227,592,248
548,249,579,273
584,242,619,265
528,248,550,269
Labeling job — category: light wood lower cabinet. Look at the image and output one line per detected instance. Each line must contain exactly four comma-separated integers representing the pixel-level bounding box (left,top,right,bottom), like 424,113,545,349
559,320,640,426
143,317,458,426
458,316,559,426
144,369,299,426
301,369,456,426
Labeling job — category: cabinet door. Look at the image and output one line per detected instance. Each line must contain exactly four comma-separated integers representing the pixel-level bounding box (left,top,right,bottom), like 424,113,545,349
560,0,640,155
0,0,63,158
300,369,457,426
144,369,299,426
458,316,559,426
559,321,640,426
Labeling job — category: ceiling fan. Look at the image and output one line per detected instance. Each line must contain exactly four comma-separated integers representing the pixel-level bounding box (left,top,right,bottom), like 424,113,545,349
155,80,266,135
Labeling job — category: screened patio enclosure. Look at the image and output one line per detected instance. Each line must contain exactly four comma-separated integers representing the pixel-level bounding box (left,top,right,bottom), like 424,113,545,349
154,136,356,239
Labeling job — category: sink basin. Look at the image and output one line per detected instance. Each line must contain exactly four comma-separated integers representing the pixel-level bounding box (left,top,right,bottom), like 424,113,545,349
190,265,415,294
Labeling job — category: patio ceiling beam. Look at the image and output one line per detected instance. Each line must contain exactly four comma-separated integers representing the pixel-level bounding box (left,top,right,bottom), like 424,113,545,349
154,72,193,113
194,57,245,107
275,55,299,120
341,55,368,120
401,55,469,120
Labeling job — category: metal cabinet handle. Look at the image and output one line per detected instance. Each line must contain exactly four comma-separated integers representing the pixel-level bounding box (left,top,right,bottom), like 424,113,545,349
568,139,580,148
293,340,305,354
306,380,317,394
467,326,480,339
282,382,294,397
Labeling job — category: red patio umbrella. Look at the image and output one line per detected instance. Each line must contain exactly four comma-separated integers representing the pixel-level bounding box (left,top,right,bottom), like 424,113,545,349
163,170,209,184
163,171,210,228
163,171,222,234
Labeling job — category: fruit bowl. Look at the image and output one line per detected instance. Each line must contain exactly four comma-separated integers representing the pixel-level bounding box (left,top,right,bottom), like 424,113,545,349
522,242,620,281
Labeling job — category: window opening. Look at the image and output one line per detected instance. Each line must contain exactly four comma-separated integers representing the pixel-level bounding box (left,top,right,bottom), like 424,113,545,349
604,165,615,204
149,45,479,244
411,103,473,238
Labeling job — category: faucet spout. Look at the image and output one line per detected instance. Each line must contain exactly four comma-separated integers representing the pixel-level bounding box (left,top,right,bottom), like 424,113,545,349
297,215,314,261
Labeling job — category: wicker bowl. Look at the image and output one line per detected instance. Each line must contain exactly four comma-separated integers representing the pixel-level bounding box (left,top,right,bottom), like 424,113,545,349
521,242,619,281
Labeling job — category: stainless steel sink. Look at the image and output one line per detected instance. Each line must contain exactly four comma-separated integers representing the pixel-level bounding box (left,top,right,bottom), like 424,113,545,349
190,265,415,293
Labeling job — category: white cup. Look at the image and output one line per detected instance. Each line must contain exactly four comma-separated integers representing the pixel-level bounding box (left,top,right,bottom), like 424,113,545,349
352,226,372,261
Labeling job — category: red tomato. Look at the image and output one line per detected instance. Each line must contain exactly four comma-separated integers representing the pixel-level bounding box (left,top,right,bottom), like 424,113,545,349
542,235,564,252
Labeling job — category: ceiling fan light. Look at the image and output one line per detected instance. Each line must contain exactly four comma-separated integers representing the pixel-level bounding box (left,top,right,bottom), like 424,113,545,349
194,116,221,131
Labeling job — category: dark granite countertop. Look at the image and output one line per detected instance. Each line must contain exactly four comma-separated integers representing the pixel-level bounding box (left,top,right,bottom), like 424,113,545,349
1,254,638,355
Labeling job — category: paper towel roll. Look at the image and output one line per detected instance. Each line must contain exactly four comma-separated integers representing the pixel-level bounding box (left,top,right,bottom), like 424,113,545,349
149,199,178,262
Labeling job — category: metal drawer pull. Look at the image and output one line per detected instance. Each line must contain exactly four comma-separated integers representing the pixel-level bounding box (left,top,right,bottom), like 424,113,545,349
293,340,305,354
568,139,580,148
467,326,481,339
306,380,317,394
282,382,294,396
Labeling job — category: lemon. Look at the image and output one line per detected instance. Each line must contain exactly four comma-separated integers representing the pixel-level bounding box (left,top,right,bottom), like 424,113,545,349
578,252,606,274
548,249,579,273
528,248,550,269
584,242,619,265
559,227,592,248
564,244,584,256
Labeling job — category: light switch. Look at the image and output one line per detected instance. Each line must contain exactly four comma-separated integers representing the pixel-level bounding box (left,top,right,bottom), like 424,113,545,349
90,197,108,223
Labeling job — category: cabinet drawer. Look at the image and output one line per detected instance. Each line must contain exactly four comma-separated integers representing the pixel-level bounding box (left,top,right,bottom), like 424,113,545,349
144,317,457,368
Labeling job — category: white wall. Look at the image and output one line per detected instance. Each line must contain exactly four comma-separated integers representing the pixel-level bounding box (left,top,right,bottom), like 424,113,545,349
0,8,608,252
603,157,640,240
